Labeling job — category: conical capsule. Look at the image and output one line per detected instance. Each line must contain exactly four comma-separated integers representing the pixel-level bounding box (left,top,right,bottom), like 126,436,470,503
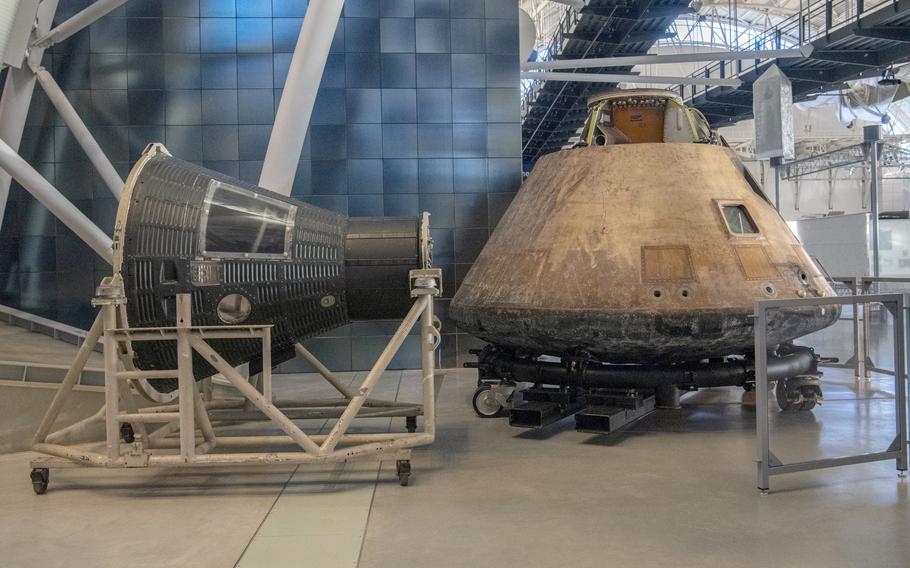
451,90,838,363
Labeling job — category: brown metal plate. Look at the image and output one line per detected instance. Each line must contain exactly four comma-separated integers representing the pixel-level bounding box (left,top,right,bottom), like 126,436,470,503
641,245,695,282
734,245,779,280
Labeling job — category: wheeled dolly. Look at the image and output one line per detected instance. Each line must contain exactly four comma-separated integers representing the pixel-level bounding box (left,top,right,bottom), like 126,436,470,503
30,468,49,495
396,460,411,486
471,382,514,418
27,271,443,494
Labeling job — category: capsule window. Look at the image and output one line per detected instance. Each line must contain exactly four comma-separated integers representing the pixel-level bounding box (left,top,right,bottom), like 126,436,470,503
217,293,252,324
203,181,294,257
722,205,759,235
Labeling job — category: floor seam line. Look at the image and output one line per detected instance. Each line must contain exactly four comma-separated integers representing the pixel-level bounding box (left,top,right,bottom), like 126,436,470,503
232,464,300,568
354,372,402,567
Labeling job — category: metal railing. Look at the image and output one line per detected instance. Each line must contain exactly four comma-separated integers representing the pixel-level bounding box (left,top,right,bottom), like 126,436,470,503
781,143,910,180
754,292,908,493
0,303,93,348
682,0,896,102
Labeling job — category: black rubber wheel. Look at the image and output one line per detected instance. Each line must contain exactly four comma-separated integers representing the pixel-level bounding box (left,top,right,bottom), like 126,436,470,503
405,416,417,433
396,460,411,487
472,385,505,418
120,423,135,443
30,468,49,495
775,380,800,412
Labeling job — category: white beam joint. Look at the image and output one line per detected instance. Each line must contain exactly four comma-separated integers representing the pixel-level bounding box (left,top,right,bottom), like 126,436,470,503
0,138,113,264
32,0,128,49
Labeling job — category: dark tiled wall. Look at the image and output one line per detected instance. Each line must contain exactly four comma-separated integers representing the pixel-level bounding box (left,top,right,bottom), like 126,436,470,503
0,0,520,370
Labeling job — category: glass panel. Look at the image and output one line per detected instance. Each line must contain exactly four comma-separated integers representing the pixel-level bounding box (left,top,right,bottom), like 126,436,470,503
723,205,759,234
205,181,291,255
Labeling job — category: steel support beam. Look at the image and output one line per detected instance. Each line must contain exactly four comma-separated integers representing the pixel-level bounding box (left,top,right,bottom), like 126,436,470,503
0,138,112,263
852,26,910,43
259,0,345,196
521,71,742,87
0,0,58,233
32,0,128,48
525,46,812,70
35,68,122,198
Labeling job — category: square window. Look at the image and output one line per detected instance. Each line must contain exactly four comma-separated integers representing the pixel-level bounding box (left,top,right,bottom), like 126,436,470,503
722,205,760,234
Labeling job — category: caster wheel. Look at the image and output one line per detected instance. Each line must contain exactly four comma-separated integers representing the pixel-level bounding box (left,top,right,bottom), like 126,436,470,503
30,468,49,495
776,378,820,412
405,416,417,433
396,460,411,487
775,379,797,412
120,423,135,443
472,385,505,418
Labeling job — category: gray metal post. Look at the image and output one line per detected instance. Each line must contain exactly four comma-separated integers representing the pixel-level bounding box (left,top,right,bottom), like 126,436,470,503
770,157,782,211
0,0,60,232
35,68,123,198
0,137,113,263
32,0,128,48
259,0,345,196
176,294,195,462
894,294,908,473
102,303,120,460
755,304,771,493
866,125,882,278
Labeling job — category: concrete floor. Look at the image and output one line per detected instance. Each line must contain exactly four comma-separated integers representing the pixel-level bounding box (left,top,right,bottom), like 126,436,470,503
0,364,908,568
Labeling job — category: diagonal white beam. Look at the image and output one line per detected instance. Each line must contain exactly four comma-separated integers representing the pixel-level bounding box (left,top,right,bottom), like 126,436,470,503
0,0,59,233
32,0,128,48
521,45,814,70
35,67,123,198
521,71,743,87
259,0,345,196
0,138,112,264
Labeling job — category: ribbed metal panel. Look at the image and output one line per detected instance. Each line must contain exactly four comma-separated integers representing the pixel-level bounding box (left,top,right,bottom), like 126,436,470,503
119,153,424,391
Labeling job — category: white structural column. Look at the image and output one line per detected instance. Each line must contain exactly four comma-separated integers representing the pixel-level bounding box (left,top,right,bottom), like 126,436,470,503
0,0,59,232
35,67,123,198
259,0,345,196
0,137,113,263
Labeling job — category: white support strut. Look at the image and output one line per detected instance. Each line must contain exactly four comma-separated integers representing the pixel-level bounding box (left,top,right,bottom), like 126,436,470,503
0,137,113,263
521,46,813,71
35,67,123,199
520,71,743,88
0,0,59,233
259,0,345,196
32,0,129,48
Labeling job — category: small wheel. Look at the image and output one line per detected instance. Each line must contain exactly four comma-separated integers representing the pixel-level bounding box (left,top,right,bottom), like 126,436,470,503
776,379,820,412
405,416,417,433
396,460,411,487
775,380,798,412
30,468,49,495
472,385,505,418
120,423,135,443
